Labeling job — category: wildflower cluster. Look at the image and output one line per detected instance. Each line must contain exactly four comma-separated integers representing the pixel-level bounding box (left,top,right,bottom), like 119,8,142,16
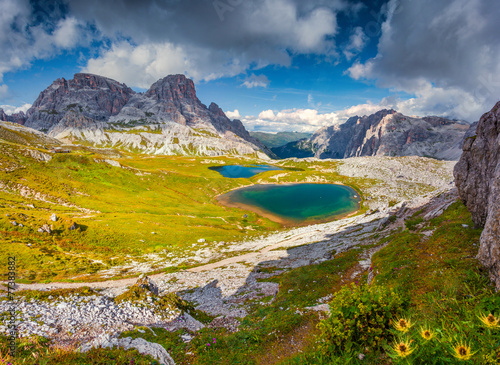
387,313,499,362
207,338,216,347
478,313,500,329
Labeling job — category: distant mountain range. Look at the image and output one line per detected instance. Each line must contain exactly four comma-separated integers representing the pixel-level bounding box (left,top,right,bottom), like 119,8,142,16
0,73,272,158
272,109,475,160
249,131,312,148
0,73,476,161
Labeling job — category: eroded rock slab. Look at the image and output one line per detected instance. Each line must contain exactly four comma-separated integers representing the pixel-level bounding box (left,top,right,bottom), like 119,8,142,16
455,101,500,290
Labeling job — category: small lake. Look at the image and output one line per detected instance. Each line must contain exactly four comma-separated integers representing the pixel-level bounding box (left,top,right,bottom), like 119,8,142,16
209,164,282,178
218,183,360,225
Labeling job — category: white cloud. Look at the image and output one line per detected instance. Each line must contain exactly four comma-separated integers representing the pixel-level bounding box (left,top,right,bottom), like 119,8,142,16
241,74,269,89
84,41,249,86
72,0,350,87
0,103,31,114
237,90,482,134
339,102,387,117
346,60,373,80
240,108,343,133
307,93,322,108
0,85,8,99
343,26,368,60
53,17,82,49
226,109,241,119
0,0,85,98
346,0,500,122
307,94,314,105
258,110,276,120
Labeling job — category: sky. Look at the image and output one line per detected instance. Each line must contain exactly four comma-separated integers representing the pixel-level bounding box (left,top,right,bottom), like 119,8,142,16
1,0,499,132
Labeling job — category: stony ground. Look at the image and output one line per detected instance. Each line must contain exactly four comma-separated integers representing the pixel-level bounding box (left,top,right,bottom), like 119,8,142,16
3,156,458,364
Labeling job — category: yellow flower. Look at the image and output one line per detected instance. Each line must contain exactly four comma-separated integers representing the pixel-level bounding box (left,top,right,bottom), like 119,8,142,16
420,327,434,340
478,313,500,329
452,342,476,361
393,318,413,333
393,339,416,358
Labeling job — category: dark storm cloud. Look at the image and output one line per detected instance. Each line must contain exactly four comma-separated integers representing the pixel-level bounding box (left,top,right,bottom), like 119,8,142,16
68,0,354,60
67,0,361,86
348,0,500,121
0,0,86,97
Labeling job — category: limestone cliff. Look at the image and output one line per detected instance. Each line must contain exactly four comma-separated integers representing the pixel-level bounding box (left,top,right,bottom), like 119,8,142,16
454,101,500,290
16,73,270,158
273,110,470,160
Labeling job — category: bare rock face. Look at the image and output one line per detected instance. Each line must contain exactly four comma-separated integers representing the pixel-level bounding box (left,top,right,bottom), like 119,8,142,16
454,101,500,290
273,109,470,160
0,108,26,125
24,73,135,131
0,108,7,121
24,73,271,158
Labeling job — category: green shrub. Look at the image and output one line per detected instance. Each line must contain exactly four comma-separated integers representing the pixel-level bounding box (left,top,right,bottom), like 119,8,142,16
405,216,424,231
317,283,404,357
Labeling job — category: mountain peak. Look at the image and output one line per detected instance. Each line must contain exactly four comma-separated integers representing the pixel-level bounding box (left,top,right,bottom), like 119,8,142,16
146,74,197,102
272,108,470,160
18,72,272,158
24,73,135,130
208,102,226,117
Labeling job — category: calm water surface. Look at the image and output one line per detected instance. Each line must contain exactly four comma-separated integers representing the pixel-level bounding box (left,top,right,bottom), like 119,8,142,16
209,164,282,178
218,183,360,225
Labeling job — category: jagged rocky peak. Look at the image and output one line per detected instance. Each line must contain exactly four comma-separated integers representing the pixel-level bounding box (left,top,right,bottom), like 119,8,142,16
21,72,273,158
24,73,135,131
272,109,470,160
146,74,197,102
454,101,500,290
208,102,226,117
0,108,26,125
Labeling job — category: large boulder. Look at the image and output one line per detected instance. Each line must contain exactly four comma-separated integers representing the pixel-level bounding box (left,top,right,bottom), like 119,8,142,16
79,334,175,365
454,101,500,290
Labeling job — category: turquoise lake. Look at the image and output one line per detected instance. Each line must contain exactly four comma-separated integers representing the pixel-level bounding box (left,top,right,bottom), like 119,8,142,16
209,164,282,178
218,183,360,225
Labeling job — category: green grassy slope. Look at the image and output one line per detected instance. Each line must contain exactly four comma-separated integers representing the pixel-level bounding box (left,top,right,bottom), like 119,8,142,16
1,133,455,283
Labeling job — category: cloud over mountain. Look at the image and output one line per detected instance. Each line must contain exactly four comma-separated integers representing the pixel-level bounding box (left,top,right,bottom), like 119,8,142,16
73,0,349,83
347,0,500,121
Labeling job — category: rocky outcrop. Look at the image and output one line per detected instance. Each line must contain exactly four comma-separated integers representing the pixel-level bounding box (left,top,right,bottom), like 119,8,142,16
24,73,135,131
250,131,312,148
460,121,478,147
454,101,500,290
79,335,176,365
273,109,470,160
22,73,271,158
0,108,26,125
0,108,7,121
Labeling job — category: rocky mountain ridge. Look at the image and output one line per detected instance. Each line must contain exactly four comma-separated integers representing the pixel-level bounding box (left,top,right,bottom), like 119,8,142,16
249,131,312,148
455,101,500,290
0,108,26,125
7,73,271,158
273,109,473,160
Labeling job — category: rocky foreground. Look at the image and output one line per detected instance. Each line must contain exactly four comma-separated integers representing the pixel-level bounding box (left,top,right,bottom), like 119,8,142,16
4,175,459,364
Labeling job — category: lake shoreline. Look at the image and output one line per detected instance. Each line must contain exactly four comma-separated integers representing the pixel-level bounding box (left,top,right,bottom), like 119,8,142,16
216,182,361,227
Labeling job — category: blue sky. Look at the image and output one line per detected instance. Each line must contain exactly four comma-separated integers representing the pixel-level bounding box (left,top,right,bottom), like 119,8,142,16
1,0,499,132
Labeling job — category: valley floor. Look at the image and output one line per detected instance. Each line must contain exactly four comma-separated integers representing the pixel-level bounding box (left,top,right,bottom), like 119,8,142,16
3,146,498,364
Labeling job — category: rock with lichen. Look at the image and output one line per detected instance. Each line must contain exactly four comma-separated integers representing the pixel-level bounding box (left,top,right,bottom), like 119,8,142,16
454,101,500,290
